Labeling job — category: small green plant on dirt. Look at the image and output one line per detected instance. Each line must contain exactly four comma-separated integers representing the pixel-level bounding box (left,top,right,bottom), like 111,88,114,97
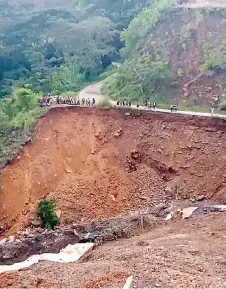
37,199,59,229
98,96,111,108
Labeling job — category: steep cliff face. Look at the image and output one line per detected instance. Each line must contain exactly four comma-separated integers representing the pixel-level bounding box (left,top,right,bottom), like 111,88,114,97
0,107,226,235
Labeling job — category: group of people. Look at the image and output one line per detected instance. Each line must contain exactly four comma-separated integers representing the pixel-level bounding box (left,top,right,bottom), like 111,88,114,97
170,104,178,112
144,100,157,109
116,99,157,109
116,99,132,107
37,93,216,116
38,93,96,107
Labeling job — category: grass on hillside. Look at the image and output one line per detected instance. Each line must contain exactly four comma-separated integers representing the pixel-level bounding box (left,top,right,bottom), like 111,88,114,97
0,107,49,169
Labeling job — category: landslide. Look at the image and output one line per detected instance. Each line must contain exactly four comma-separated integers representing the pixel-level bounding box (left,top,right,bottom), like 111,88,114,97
0,107,226,235
1,213,226,288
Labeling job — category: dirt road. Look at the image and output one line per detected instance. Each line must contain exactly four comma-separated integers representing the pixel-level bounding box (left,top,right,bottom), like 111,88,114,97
78,82,104,103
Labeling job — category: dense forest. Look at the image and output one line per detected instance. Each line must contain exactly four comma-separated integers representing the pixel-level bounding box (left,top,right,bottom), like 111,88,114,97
0,0,150,167
0,0,150,98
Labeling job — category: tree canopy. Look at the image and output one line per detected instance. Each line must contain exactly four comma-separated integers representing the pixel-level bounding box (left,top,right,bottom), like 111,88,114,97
0,0,150,98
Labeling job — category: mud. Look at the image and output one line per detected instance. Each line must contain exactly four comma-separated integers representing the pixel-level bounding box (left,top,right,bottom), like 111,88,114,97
0,107,226,235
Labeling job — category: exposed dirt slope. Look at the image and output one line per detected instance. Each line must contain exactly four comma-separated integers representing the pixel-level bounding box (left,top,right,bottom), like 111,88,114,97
0,107,226,235
1,213,225,288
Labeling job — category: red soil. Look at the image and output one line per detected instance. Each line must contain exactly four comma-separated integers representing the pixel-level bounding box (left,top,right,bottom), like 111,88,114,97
0,107,226,235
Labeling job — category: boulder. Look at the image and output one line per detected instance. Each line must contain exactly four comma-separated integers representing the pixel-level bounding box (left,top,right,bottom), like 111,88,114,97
196,195,205,201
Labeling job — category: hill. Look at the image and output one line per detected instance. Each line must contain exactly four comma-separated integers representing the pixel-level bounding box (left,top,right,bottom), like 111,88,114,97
103,0,226,109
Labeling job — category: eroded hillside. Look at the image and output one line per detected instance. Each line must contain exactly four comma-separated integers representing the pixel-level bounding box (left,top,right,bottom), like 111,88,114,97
0,107,226,235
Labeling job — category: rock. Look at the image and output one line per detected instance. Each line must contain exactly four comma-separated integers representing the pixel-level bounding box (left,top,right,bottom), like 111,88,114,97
130,150,140,160
136,240,149,246
8,236,15,243
165,186,172,194
196,195,205,201
210,205,226,212
56,210,62,220
91,150,95,155
109,194,116,202
65,168,72,173
139,196,148,201
205,128,216,132
182,207,199,219
0,228,80,265
113,132,120,138
113,128,123,138
0,238,7,246
31,218,42,227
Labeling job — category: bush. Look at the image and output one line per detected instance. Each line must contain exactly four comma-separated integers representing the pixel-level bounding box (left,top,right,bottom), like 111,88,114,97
12,88,39,111
0,110,12,136
37,199,59,229
98,96,111,108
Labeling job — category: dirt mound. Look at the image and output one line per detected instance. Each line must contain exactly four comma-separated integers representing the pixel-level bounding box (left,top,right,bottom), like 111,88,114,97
0,107,226,235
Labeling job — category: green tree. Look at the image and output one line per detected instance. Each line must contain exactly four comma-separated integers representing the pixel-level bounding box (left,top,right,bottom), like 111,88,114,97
12,88,38,111
121,0,177,58
0,110,12,136
102,55,173,101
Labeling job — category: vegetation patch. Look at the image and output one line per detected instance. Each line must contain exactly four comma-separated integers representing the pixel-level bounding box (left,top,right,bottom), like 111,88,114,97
37,199,59,230
0,88,48,169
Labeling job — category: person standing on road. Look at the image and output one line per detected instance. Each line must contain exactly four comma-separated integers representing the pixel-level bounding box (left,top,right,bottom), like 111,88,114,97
153,102,156,110
170,104,173,112
210,107,214,116
129,100,132,107
137,101,139,108
92,98,95,106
